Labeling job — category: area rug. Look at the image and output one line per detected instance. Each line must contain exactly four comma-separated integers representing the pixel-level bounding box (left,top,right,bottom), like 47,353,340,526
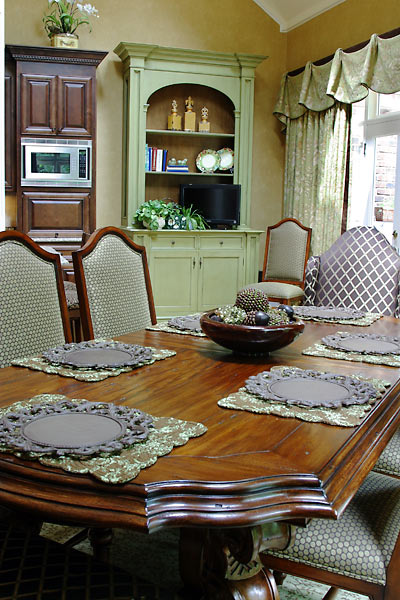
41,524,367,599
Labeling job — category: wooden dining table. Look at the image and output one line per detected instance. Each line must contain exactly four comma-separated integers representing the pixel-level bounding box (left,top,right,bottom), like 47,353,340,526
0,317,400,600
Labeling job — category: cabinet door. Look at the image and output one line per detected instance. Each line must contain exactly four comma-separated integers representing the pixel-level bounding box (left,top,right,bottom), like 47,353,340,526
5,67,15,191
149,250,198,318
57,75,93,136
21,191,90,238
198,251,244,312
20,73,57,135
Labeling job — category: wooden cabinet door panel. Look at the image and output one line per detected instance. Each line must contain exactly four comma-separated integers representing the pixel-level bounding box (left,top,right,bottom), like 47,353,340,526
20,74,57,135
198,252,244,311
22,191,90,237
58,76,93,136
5,72,15,191
150,251,198,317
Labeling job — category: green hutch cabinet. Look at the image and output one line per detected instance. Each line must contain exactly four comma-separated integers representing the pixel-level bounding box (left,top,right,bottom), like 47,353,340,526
114,42,265,318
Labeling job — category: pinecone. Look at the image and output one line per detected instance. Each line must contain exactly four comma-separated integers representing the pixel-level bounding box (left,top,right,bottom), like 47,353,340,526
267,308,290,325
235,288,269,313
215,305,246,325
243,310,258,325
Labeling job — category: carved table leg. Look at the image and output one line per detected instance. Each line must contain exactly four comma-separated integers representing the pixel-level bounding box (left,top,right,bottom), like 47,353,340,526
88,527,113,562
180,523,295,600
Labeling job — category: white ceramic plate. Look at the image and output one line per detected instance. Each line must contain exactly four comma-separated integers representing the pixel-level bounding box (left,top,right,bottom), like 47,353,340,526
196,149,220,173
217,147,234,170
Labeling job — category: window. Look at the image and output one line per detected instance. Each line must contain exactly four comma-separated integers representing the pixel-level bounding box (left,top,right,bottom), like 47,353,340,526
348,91,400,251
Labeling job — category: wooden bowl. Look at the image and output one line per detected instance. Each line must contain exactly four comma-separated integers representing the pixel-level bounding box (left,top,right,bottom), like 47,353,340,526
200,311,304,355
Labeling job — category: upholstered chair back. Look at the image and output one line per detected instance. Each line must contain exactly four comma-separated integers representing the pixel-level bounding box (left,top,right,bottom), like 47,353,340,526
263,218,311,285
304,226,400,316
0,233,71,368
73,228,156,340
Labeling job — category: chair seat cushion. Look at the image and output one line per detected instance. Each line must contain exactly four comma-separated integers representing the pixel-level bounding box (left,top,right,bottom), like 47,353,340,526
263,471,400,586
374,429,400,477
242,282,304,300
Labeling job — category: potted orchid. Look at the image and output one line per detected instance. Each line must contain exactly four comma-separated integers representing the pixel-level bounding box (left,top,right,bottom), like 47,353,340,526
43,0,99,47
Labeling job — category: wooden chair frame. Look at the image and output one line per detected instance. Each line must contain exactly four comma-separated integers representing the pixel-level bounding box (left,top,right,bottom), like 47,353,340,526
72,226,157,341
262,535,400,600
0,230,72,344
261,218,312,304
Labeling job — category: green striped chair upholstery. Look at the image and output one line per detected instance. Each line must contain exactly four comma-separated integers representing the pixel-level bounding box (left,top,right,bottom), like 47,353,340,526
73,227,157,340
0,231,71,368
262,471,400,599
241,218,312,305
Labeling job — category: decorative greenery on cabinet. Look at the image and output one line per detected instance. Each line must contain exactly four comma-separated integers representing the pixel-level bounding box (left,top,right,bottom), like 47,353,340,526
114,43,267,229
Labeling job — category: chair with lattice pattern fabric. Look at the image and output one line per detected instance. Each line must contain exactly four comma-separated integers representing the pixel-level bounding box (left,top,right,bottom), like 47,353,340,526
303,226,400,316
0,230,72,368
262,470,400,600
241,218,312,305
73,226,157,340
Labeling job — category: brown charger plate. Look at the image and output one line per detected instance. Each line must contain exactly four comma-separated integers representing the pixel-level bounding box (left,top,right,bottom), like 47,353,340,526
294,306,365,320
0,399,153,456
321,333,400,355
42,340,153,368
245,367,378,408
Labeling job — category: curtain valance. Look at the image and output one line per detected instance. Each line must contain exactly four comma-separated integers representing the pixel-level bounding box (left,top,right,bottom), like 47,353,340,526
274,33,400,126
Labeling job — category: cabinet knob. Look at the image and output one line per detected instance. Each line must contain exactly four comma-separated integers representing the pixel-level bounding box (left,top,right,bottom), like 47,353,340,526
171,240,175,245
219,241,223,245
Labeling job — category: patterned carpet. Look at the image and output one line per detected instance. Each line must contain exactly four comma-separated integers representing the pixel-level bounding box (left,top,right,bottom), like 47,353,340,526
40,524,368,600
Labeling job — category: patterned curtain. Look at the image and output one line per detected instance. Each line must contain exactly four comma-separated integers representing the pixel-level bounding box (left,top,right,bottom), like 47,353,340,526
274,32,400,254
284,103,350,255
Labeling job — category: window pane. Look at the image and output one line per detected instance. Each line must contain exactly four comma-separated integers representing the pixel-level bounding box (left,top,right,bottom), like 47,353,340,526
378,91,400,115
373,135,396,240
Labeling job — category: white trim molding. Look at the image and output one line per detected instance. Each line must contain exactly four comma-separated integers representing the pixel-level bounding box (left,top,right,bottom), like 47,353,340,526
253,0,347,32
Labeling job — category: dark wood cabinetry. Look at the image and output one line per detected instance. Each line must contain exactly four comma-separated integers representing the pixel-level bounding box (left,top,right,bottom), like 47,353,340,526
5,45,106,259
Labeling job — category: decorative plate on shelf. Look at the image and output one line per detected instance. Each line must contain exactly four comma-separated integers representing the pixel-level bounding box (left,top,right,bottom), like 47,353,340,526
217,148,234,171
42,340,153,369
196,149,220,173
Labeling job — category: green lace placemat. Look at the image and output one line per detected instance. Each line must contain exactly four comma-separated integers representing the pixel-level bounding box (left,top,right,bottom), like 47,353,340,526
12,342,176,382
218,366,391,427
147,314,206,337
293,308,381,327
0,394,207,484
303,339,400,368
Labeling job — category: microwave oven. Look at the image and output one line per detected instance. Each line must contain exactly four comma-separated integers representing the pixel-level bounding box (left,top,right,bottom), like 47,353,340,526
21,138,92,187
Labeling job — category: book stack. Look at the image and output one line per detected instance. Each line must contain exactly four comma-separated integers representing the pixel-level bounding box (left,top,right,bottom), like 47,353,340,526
166,164,189,173
145,145,168,172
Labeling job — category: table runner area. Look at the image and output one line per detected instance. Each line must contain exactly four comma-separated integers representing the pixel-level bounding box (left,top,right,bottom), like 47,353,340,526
11,342,176,382
303,336,400,367
0,394,207,484
218,366,391,427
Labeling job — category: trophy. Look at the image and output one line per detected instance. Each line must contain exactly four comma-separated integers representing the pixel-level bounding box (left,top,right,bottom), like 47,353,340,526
198,106,210,132
167,100,182,131
184,96,196,132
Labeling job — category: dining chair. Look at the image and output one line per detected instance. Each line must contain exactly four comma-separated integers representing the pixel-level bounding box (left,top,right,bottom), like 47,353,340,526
72,226,157,340
0,230,72,368
303,226,400,316
261,470,400,600
240,217,312,305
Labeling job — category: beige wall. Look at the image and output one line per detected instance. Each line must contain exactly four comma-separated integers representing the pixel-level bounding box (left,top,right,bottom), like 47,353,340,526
5,0,287,245
286,0,399,71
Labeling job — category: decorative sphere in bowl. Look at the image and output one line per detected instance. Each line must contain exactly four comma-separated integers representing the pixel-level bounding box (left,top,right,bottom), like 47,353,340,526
200,310,304,355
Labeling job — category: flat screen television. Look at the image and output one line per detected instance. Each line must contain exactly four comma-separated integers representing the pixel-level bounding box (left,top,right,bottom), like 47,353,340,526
179,183,241,228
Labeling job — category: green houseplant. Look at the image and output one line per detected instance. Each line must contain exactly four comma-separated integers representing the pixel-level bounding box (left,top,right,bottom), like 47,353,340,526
134,199,208,231
43,0,99,41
